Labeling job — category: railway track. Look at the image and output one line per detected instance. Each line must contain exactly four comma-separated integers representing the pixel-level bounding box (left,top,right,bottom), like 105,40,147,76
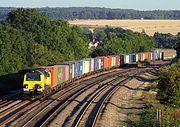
0,90,23,109
0,67,157,127
21,69,136,127
71,77,129,127
69,69,146,127
0,68,133,126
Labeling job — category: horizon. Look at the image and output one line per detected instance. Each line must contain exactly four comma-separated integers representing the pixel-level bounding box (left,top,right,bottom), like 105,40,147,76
0,6,180,11
0,0,180,10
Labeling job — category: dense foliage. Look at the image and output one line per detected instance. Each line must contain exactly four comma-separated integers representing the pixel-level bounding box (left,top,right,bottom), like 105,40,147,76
90,27,155,57
0,8,89,75
154,32,179,49
1,7,180,20
175,35,180,58
157,64,180,107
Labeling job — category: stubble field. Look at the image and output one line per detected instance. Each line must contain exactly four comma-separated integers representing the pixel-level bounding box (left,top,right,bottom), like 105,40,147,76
68,19,180,36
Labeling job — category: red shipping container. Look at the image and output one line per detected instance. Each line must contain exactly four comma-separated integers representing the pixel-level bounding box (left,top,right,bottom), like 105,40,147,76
115,55,119,65
103,56,109,68
41,66,58,88
146,52,151,61
108,56,112,67
65,65,70,81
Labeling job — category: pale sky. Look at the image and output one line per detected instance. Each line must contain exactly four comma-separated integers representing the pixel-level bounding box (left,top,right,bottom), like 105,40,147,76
0,0,179,10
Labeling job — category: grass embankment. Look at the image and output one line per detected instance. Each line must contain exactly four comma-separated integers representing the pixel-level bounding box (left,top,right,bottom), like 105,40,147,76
126,81,180,127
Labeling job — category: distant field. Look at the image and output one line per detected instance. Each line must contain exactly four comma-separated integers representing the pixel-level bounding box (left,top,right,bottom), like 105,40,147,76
68,20,180,36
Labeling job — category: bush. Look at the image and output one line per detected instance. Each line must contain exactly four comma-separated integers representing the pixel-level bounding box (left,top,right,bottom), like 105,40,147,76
157,64,180,107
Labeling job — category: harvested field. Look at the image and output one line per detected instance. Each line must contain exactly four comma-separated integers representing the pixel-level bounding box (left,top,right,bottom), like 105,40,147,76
68,20,180,36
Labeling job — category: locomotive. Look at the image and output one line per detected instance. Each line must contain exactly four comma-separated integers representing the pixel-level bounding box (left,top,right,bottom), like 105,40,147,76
23,69,51,95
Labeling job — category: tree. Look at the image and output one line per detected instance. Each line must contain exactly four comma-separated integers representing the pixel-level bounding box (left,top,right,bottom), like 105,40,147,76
0,23,27,75
69,25,89,60
175,33,180,58
29,43,64,66
154,32,177,49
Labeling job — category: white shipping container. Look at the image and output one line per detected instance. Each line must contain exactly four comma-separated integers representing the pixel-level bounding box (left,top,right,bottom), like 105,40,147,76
90,58,94,72
159,52,162,59
112,56,116,66
136,54,139,62
83,60,90,74
72,64,75,78
150,52,153,61
143,53,145,61
98,59,101,69
125,55,130,64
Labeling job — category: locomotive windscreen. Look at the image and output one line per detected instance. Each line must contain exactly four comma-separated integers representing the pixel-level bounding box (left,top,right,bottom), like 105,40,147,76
26,73,41,81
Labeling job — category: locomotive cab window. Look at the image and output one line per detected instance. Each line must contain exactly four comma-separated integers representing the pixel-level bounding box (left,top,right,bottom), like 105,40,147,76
26,73,41,81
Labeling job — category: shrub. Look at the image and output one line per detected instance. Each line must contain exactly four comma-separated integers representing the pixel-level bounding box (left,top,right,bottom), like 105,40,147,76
157,64,180,107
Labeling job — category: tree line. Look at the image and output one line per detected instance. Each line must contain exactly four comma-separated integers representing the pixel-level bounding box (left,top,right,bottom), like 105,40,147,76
1,7,180,20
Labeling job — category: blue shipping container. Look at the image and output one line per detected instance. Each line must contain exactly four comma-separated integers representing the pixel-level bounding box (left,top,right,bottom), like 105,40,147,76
94,58,99,71
77,61,83,76
129,54,136,63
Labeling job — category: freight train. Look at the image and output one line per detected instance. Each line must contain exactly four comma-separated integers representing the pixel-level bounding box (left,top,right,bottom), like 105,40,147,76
23,51,163,96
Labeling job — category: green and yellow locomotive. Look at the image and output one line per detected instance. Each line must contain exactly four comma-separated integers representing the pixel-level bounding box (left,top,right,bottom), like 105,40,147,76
23,69,51,95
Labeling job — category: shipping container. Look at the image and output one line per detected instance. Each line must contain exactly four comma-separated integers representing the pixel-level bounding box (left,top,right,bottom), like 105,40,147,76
94,57,104,70
158,52,162,60
112,56,116,66
150,52,153,61
139,52,145,61
83,59,90,74
65,65,69,81
145,52,151,61
119,54,125,66
115,55,119,66
125,54,130,64
129,53,136,63
62,62,75,79
152,52,156,60
138,53,141,61
84,58,94,72
57,66,63,84
108,56,112,67
136,54,139,62
56,65,69,82
94,58,99,71
41,66,58,88
90,58,94,72
72,61,78,77
103,56,109,68
99,57,104,69
77,61,83,76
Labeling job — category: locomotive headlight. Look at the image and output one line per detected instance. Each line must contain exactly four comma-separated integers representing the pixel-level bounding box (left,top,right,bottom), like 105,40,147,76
35,84,42,89
37,85,42,89
23,84,28,89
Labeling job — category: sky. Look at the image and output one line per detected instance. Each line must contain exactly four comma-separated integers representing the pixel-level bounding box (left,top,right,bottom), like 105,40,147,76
0,0,180,10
